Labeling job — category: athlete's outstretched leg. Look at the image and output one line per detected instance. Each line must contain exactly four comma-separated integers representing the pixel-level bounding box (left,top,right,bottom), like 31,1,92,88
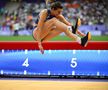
42,29,62,41
52,18,91,47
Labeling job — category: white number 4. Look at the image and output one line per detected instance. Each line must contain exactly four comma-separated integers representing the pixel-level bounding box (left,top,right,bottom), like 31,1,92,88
70,58,77,68
22,58,29,67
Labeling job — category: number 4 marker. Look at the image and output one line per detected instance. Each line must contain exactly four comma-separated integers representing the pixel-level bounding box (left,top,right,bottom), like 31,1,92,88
22,58,29,67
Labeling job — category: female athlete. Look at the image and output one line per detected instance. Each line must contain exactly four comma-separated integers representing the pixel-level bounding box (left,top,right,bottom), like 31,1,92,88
33,1,91,54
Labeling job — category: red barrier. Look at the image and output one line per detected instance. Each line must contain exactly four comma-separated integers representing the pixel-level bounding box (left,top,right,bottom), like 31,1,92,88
0,41,108,50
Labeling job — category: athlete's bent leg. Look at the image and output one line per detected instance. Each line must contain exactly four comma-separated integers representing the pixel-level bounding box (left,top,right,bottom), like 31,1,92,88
42,29,62,41
33,18,58,41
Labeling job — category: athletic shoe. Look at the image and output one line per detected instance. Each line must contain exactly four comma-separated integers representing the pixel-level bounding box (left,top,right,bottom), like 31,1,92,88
71,26,76,34
72,18,80,34
81,32,91,47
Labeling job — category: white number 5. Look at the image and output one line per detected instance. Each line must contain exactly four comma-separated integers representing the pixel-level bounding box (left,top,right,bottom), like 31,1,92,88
70,58,77,68
22,58,29,67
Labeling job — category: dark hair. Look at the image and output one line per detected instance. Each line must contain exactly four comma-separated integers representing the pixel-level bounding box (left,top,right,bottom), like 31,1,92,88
50,1,63,10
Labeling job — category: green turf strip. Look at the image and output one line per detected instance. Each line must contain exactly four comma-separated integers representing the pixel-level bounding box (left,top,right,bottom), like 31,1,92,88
0,35,108,41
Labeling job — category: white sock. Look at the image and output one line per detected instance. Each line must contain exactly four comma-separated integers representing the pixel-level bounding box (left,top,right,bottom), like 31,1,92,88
67,26,72,32
76,36,81,44
72,34,81,44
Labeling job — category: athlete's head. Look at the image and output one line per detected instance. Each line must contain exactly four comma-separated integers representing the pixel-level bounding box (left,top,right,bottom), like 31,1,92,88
50,1,63,16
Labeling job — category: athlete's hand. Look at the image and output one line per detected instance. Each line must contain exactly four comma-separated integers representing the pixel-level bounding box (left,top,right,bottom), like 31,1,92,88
38,42,44,54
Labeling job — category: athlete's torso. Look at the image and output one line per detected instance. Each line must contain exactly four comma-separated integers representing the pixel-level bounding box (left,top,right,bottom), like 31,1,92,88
35,9,55,24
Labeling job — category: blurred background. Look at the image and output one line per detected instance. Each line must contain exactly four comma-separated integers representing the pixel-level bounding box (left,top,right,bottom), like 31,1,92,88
0,0,108,41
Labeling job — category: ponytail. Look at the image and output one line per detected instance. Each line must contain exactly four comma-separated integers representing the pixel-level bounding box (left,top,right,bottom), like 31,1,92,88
45,0,56,5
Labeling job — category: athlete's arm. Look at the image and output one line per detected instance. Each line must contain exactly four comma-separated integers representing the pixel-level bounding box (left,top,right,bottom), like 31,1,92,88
37,9,47,43
37,9,47,54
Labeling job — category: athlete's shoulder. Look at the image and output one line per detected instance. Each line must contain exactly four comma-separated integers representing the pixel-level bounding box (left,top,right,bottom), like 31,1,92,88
41,9,48,14
40,9,49,17
39,9,48,18
39,9,47,16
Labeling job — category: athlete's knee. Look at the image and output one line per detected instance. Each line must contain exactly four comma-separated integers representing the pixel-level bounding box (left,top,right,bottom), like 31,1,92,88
49,17,58,24
51,17,57,21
